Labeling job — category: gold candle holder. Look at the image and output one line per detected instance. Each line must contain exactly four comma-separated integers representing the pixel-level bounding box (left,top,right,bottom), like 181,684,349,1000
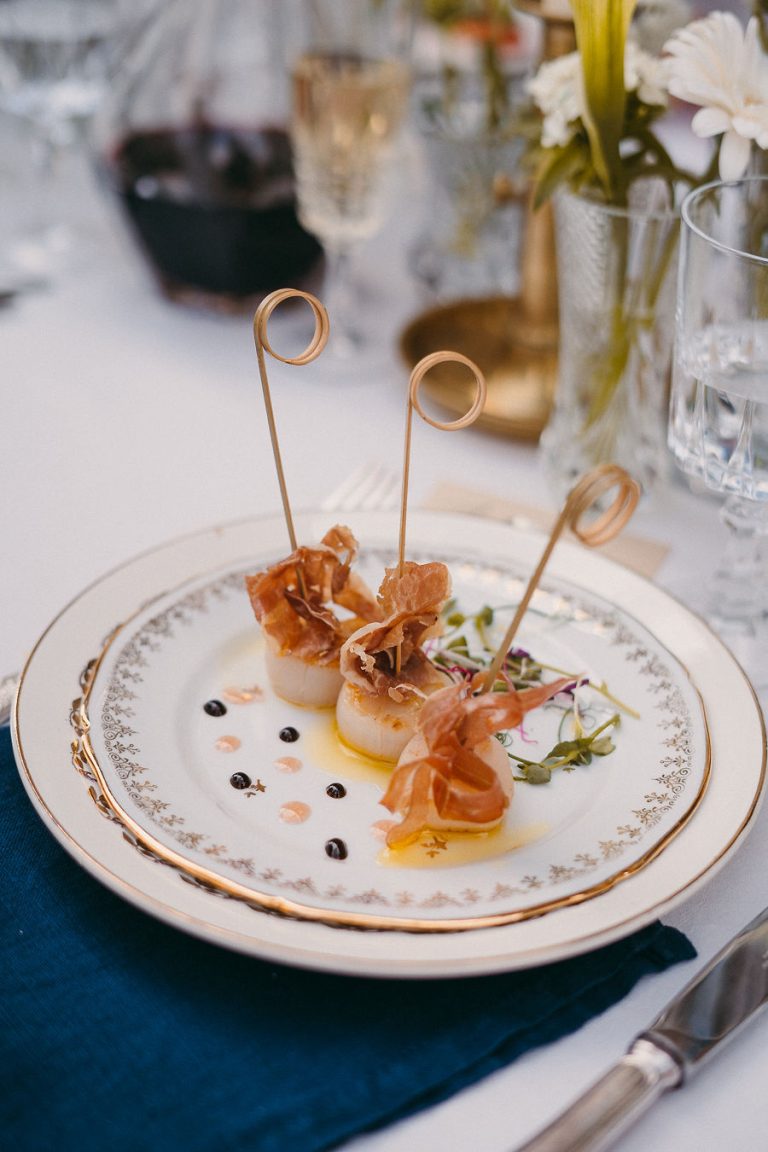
400,0,575,441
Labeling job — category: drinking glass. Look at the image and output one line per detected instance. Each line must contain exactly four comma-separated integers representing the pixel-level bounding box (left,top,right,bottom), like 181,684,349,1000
0,0,136,277
668,177,768,686
290,0,412,356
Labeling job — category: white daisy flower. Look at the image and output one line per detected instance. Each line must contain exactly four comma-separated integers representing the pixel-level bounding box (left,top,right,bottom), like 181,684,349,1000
664,12,768,181
527,52,583,148
528,44,669,151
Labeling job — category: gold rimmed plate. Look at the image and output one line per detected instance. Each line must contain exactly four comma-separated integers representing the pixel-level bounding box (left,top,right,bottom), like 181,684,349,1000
72,547,709,931
12,511,766,976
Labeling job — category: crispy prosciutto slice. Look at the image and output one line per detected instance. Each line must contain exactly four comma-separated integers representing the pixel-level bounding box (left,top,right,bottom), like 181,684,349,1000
381,677,571,847
336,561,453,760
340,560,451,698
245,525,381,707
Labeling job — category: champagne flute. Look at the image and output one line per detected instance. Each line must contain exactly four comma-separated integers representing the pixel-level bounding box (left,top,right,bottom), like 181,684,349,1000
668,176,768,691
290,0,412,356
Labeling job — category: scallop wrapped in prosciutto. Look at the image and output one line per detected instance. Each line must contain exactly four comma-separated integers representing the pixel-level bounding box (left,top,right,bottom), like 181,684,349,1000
336,560,454,761
381,676,571,848
245,525,382,708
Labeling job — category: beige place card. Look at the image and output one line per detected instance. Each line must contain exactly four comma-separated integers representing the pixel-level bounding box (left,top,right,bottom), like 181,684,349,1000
424,481,669,580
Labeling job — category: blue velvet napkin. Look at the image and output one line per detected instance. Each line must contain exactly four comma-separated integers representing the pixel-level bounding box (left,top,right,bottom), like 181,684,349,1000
0,724,694,1152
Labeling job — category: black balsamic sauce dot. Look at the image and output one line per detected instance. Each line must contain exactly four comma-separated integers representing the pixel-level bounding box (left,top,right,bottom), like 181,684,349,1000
325,837,348,860
204,699,227,717
279,726,300,743
326,782,347,799
230,772,252,790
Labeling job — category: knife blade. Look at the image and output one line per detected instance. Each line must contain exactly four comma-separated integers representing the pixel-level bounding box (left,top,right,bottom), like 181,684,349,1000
515,906,768,1152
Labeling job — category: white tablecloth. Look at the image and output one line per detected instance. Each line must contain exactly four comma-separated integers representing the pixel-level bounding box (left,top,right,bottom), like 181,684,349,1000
2,141,766,1152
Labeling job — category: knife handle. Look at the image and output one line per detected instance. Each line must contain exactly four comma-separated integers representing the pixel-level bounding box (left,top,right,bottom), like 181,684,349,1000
515,1039,682,1152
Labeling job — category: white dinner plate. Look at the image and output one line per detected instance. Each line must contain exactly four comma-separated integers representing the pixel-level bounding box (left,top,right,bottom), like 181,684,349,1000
12,511,766,976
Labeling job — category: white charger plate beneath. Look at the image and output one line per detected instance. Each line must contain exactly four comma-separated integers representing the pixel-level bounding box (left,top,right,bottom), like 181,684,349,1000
12,511,766,977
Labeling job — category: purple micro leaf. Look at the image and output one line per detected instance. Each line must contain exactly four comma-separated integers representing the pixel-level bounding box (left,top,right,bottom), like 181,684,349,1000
507,646,532,661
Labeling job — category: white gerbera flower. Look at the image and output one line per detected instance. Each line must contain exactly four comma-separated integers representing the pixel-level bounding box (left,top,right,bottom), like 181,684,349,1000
664,13,768,181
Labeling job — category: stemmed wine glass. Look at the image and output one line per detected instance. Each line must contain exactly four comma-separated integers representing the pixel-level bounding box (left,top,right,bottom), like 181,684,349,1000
0,0,139,278
290,0,412,356
668,176,768,690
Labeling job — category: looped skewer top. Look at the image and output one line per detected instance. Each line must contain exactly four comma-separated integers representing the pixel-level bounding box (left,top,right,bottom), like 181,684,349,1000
398,351,487,574
409,351,487,432
562,464,640,548
480,464,641,693
254,288,330,368
252,289,330,553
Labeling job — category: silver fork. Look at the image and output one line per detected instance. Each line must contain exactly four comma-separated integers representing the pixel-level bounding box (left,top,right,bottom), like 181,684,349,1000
320,461,400,513
0,464,402,727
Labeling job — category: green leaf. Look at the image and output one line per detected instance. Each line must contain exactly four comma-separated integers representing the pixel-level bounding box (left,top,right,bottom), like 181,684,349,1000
570,0,637,202
524,763,552,785
445,611,466,627
532,138,591,208
446,635,470,654
549,739,580,757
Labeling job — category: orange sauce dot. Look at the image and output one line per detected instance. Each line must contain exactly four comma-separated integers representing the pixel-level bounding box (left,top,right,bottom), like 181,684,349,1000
274,756,302,773
279,801,311,824
215,735,241,752
222,685,264,704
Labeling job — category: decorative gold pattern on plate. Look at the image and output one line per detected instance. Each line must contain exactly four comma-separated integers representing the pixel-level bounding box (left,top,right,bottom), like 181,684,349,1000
68,548,712,932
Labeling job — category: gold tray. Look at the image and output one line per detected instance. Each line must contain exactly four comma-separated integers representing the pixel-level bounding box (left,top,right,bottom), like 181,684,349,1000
399,296,558,441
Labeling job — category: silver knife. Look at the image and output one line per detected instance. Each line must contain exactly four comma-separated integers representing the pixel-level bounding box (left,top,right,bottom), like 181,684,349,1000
516,906,768,1152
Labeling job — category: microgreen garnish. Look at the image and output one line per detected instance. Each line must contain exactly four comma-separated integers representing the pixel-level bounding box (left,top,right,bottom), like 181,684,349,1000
474,604,495,649
509,715,620,785
445,611,466,628
436,598,636,785
436,603,548,688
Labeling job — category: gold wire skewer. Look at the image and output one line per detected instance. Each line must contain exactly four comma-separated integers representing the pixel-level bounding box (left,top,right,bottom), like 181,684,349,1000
398,350,487,575
253,288,329,550
253,288,329,598
395,351,487,673
479,464,641,693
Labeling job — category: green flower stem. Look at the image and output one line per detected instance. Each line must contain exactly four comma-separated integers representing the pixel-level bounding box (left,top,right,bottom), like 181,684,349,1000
481,36,506,132
584,307,632,429
582,203,678,433
570,0,638,202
